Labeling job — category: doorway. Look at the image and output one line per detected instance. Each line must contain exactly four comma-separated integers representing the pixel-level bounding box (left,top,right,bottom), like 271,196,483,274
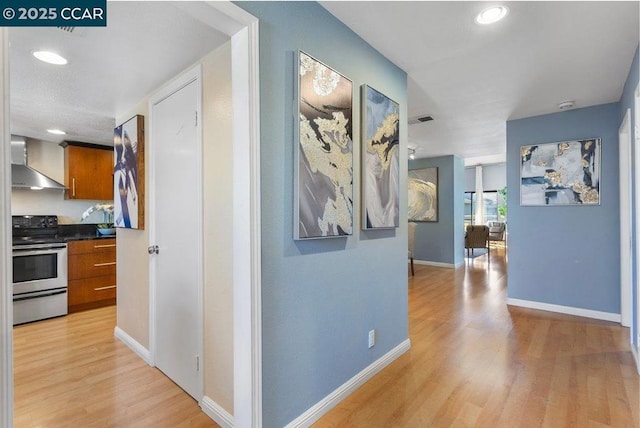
620,108,632,328
0,3,262,426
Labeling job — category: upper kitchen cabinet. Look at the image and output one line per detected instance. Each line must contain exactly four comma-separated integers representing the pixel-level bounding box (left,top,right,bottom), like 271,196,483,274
60,142,113,200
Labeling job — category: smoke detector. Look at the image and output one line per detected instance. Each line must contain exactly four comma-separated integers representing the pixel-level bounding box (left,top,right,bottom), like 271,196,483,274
558,100,575,110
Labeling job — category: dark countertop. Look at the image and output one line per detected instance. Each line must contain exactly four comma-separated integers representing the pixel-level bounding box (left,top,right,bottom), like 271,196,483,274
62,234,116,242
58,224,116,242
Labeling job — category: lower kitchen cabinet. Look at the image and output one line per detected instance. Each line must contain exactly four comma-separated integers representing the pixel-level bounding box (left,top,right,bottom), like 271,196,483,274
67,238,116,313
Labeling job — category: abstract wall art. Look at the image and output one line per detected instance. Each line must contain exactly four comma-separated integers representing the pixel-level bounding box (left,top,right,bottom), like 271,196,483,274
294,51,353,239
408,167,438,222
361,85,399,229
114,115,145,229
520,138,601,206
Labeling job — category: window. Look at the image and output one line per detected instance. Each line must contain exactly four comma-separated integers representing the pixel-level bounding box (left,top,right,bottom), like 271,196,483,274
464,190,505,228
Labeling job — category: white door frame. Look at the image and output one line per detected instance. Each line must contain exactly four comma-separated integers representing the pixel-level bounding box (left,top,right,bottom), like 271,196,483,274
148,65,204,399
635,83,640,364
172,3,262,426
0,4,262,427
0,28,13,428
620,108,632,328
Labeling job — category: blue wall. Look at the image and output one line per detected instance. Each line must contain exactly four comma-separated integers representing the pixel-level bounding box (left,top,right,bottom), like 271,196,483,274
409,155,464,266
620,46,639,347
236,3,409,427
506,103,620,314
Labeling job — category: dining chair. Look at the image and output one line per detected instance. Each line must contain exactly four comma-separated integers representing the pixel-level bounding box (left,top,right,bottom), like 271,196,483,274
408,222,417,275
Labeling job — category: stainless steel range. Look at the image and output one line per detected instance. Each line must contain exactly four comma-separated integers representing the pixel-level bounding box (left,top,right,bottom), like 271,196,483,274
12,215,68,325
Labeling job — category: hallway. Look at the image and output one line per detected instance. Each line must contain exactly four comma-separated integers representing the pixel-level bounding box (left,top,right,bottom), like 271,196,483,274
316,248,639,427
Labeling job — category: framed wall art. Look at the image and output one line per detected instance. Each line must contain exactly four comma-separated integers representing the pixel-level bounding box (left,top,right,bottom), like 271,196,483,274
294,51,353,240
114,114,145,229
408,167,438,222
520,138,601,206
361,85,400,230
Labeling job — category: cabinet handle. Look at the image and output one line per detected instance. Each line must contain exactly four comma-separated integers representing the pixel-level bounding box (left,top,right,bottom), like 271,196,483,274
72,178,76,197
93,262,116,267
94,244,116,249
94,285,116,291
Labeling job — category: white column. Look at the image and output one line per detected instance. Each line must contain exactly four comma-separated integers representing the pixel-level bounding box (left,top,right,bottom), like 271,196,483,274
474,165,484,225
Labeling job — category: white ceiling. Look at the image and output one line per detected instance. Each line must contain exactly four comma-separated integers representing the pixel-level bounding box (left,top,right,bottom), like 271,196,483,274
10,2,228,146
9,2,640,159
321,1,639,163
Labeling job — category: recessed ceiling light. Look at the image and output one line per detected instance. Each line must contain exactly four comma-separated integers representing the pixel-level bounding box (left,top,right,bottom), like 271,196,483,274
33,51,67,65
475,6,509,25
47,129,66,135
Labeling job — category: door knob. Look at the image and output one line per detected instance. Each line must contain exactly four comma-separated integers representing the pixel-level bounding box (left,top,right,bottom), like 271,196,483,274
148,245,159,254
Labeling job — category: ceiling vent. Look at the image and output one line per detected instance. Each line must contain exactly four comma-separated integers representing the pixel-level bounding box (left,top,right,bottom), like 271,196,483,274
56,26,86,37
408,115,434,125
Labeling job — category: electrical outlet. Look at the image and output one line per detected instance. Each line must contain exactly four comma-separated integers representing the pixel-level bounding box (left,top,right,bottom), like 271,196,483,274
368,329,375,348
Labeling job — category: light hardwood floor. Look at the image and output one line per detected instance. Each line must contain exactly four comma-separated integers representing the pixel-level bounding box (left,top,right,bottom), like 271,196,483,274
13,306,218,427
315,247,640,427
13,248,639,427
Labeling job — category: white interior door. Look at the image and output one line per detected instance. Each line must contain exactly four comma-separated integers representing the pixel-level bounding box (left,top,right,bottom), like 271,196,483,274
150,67,202,400
620,108,632,328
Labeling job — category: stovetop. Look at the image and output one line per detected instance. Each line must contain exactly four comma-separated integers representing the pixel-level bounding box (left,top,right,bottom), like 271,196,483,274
12,215,108,247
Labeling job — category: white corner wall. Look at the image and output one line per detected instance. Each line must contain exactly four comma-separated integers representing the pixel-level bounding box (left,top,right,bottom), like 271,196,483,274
202,41,234,413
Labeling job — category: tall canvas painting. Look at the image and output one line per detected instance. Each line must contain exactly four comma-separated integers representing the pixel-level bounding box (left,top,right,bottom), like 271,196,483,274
114,115,145,229
294,51,353,239
361,85,400,229
520,138,601,206
408,167,438,222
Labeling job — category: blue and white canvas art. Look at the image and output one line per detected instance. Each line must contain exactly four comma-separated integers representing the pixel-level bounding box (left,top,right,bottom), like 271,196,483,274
294,51,353,239
362,85,399,229
520,138,601,206
114,115,145,229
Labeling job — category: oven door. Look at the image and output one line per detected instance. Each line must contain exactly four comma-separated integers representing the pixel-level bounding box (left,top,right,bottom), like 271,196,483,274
12,244,68,295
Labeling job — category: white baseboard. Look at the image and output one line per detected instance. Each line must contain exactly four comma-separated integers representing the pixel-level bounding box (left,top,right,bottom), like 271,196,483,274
506,298,621,323
632,343,640,375
114,326,153,366
285,338,411,428
201,396,234,428
414,259,463,269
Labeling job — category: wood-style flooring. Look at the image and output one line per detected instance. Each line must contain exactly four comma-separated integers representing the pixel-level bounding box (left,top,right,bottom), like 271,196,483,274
13,247,639,427
13,306,218,427
315,247,640,427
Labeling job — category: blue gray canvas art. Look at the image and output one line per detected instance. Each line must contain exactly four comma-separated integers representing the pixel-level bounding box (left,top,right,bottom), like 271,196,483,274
408,167,438,222
295,52,353,239
520,138,601,205
362,85,399,229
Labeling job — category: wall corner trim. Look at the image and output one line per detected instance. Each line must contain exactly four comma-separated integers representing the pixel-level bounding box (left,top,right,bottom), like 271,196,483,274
506,298,621,323
414,259,462,269
631,344,640,375
201,396,234,428
114,326,153,366
284,338,411,428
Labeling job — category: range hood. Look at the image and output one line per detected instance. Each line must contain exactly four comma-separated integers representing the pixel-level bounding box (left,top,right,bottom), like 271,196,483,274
11,136,67,190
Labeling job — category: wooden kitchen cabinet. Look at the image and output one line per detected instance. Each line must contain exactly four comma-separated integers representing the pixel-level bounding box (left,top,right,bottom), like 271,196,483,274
61,142,113,200
67,238,116,313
